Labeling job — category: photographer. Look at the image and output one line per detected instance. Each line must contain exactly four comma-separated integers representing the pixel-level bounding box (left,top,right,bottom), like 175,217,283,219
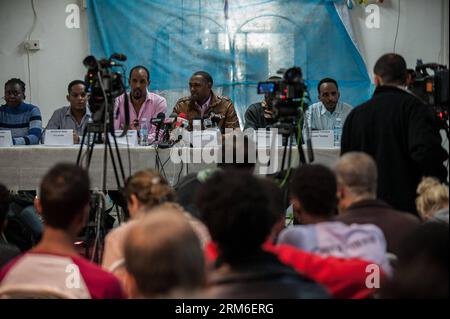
244,76,281,130
341,53,448,215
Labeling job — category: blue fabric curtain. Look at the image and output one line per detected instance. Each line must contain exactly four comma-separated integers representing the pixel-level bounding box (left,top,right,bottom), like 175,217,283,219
87,0,371,121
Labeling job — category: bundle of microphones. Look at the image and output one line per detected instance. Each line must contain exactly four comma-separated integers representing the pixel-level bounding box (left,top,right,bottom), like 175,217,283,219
147,111,224,148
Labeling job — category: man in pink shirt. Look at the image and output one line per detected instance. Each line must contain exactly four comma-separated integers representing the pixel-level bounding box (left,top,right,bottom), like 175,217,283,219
0,164,125,299
114,65,167,143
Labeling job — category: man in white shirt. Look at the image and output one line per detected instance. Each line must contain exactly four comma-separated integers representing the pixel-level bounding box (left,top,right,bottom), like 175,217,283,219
305,78,352,131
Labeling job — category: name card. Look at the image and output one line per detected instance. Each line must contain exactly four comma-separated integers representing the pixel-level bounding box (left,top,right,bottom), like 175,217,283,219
192,130,220,148
0,130,13,147
112,130,138,146
311,130,334,148
253,130,282,148
44,129,74,146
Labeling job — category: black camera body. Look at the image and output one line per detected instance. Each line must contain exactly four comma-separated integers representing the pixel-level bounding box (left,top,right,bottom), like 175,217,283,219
257,66,307,124
410,60,449,129
83,54,126,124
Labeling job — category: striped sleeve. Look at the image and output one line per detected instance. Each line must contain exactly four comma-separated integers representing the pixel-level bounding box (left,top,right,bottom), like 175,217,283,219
13,106,42,145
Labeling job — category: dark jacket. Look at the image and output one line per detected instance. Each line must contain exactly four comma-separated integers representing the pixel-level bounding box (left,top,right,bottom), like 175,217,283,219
205,251,329,299
244,102,275,130
335,199,421,256
173,91,239,130
341,86,448,214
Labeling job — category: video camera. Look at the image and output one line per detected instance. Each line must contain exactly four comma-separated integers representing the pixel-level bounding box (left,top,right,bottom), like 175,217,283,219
410,60,449,129
83,54,127,125
257,67,307,124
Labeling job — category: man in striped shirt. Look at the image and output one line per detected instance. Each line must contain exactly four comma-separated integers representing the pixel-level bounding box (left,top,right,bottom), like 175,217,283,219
0,78,42,145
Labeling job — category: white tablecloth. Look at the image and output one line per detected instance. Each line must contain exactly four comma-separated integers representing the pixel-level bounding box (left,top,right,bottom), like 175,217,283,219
0,145,340,190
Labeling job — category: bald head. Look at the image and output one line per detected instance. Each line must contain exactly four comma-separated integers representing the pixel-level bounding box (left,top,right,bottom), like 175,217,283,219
124,207,205,297
335,152,377,198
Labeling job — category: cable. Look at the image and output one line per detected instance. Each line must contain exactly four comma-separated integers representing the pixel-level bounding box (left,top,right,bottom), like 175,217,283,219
26,0,38,103
393,0,401,53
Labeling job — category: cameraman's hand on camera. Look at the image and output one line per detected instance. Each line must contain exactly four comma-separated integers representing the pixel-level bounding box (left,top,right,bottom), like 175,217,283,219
264,107,274,120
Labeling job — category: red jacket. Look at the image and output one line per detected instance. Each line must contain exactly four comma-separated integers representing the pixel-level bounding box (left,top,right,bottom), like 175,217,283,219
205,241,386,299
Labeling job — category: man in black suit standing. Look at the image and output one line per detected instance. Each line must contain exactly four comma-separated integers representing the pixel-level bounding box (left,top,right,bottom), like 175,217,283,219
341,53,447,215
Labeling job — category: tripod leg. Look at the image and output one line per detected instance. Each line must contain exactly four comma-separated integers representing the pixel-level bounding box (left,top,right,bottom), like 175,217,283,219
106,135,123,191
76,127,89,166
110,131,127,184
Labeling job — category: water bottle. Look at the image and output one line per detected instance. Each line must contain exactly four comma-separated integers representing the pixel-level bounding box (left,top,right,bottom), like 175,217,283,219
334,118,342,147
140,118,149,146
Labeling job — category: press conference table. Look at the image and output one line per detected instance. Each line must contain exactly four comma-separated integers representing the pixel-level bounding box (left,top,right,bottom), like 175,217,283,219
0,145,340,190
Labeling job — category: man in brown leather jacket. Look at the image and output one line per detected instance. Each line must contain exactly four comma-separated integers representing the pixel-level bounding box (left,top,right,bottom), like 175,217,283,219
172,71,240,131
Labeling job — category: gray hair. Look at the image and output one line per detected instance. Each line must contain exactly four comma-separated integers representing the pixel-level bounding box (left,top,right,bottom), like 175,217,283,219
334,152,377,197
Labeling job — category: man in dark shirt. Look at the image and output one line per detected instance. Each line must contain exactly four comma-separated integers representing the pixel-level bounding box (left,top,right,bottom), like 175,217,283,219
244,76,281,130
334,152,420,255
341,53,448,214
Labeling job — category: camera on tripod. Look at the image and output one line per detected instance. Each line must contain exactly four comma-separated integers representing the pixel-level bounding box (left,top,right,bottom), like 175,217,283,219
83,54,127,124
410,60,449,130
257,66,308,125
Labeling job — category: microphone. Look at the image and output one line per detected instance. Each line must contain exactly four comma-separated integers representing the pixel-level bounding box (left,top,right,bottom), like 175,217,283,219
176,113,189,129
152,112,166,142
209,112,225,126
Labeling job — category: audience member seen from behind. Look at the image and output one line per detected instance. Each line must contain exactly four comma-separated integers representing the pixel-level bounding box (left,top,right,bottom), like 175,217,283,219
196,170,329,299
200,176,385,299
175,133,256,218
0,78,42,145
102,169,209,284
416,177,449,223
334,152,420,256
0,164,124,299
381,222,449,299
123,207,206,298
0,184,20,268
46,80,91,144
277,164,392,275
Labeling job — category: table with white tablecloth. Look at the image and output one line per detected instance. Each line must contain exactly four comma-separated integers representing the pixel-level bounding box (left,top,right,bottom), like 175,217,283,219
0,145,340,190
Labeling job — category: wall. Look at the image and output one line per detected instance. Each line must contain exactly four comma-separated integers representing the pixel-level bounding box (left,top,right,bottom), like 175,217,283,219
0,0,448,124
0,0,88,123
348,0,449,76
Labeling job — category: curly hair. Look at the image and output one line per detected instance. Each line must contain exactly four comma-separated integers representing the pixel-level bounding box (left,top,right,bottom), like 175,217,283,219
196,170,273,264
290,164,337,218
416,177,449,219
124,169,175,210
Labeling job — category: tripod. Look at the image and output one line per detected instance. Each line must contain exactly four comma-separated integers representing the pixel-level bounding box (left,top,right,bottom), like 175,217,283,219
274,111,314,223
76,121,127,263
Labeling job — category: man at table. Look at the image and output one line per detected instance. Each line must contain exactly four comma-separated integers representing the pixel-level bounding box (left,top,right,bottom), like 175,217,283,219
114,65,167,143
0,78,42,145
46,80,91,144
172,71,240,131
304,78,352,131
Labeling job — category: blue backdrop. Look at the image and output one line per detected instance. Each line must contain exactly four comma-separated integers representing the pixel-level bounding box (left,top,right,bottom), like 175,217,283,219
87,0,371,123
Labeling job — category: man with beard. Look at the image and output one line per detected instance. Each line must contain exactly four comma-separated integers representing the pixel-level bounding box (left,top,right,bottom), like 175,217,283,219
304,78,352,135
173,71,239,131
46,80,91,144
0,78,42,145
114,65,167,143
